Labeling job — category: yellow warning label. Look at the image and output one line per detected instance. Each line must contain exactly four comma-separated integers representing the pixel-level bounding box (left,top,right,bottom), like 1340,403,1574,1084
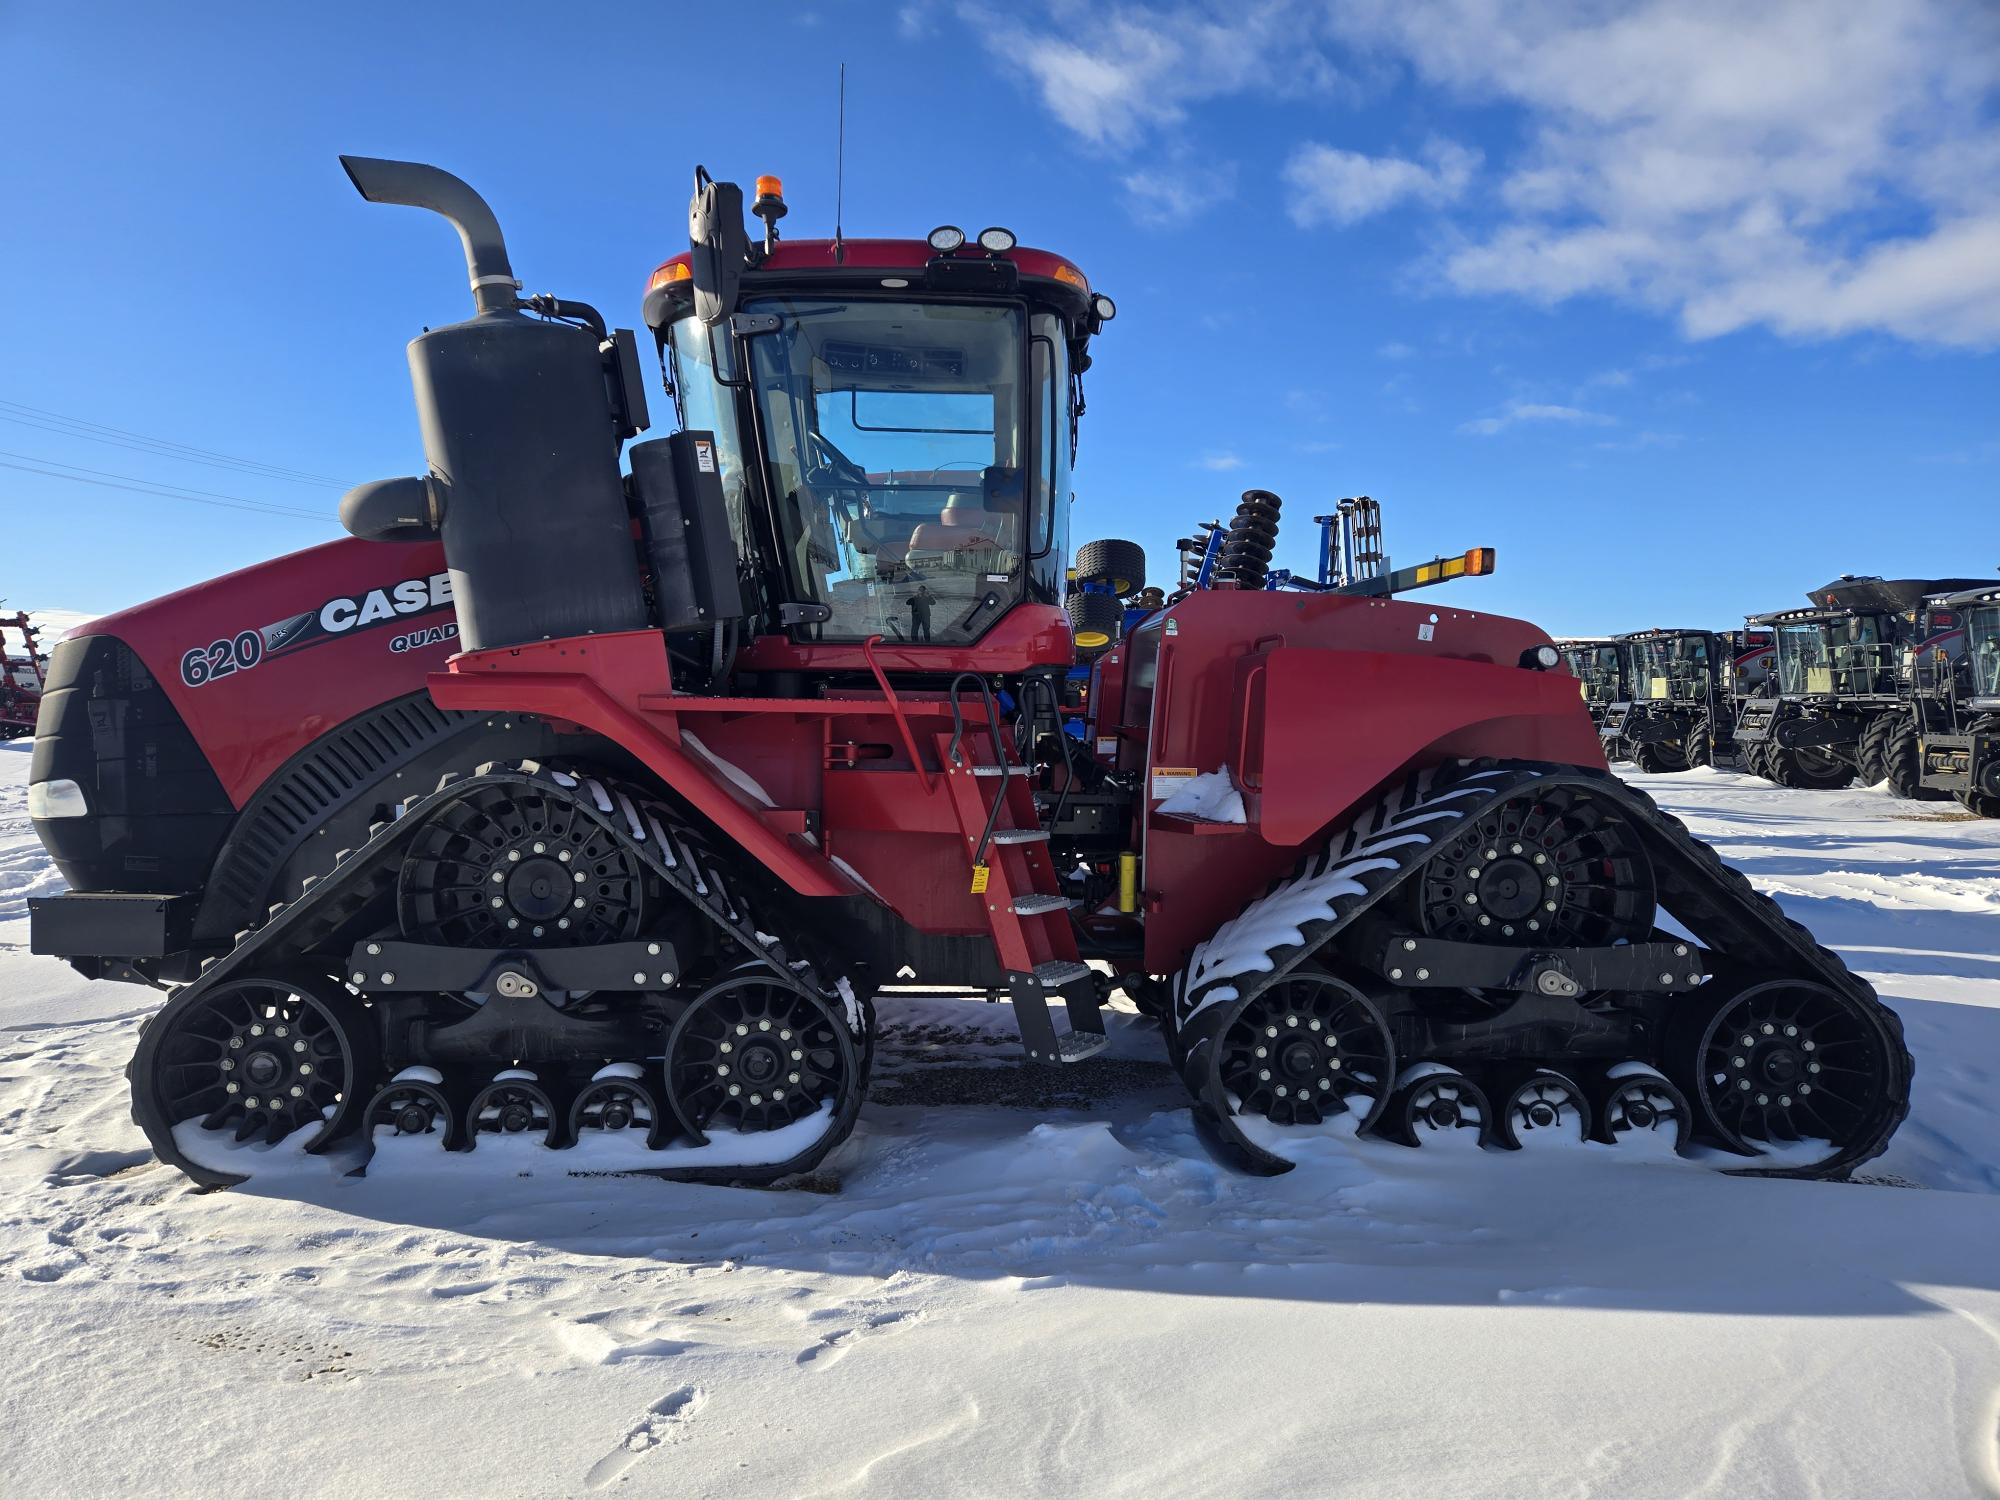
970,864,990,894
1149,767,1197,801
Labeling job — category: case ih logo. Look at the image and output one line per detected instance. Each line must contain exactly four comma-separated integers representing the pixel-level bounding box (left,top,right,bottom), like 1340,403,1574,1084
179,572,455,688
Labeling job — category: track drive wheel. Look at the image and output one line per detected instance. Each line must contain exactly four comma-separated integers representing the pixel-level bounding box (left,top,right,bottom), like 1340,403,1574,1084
1677,979,1904,1173
129,973,373,1188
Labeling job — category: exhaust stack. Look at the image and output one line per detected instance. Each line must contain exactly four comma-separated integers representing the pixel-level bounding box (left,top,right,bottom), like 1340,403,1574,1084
339,156,520,314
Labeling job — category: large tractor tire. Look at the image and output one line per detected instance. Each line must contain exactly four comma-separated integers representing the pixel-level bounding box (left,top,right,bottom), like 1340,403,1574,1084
1766,743,1854,790
1630,738,1691,774
1880,713,1945,800
1065,590,1123,654
1957,716,2000,818
1857,715,1891,786
1073,539,1146,597
1687,714,1715,768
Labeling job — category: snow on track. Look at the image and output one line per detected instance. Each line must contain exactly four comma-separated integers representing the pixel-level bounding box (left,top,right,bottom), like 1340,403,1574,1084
4,742,2000,1498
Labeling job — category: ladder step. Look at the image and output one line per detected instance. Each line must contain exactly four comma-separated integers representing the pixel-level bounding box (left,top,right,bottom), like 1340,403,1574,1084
991,828,1049,845
971,764,1018,777
1011,894,1073,916
1056,1031,1112,1063
1032,959,1092,988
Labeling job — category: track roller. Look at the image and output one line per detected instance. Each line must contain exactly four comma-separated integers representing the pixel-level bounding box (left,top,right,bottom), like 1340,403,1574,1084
1496,1068,1592,1149
467,1070,559,1147
570,1063,669,1149
1592,1062,1690,1154
364,1067,460,1150
1385,1064,1490,1147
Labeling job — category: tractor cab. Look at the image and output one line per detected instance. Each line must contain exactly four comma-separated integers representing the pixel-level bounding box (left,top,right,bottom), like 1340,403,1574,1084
641,179,1112,660
1555,638,1624,731
1959,589,2000,707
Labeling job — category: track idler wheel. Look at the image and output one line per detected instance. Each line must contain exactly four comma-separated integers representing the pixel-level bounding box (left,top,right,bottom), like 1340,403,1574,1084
1681,980,1904,1173
127,973,373,1188
662,969,867,1176
1386,1065,1490,1148
467,1071,559,1148
1496,1068,1592,1150
1176,967,1394,1173
570,1064,669,1149
1592,1064,1690,1154
363,1069,460,1151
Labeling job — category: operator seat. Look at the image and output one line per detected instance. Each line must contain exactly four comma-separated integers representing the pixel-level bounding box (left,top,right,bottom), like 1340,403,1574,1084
906,492,1010,573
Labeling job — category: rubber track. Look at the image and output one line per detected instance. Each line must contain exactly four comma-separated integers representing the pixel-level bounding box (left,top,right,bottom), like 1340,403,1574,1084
1174,758,1912,1181
134,760,869,1187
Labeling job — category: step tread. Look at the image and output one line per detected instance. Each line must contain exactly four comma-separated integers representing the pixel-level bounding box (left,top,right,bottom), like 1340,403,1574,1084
1011,894,1074,916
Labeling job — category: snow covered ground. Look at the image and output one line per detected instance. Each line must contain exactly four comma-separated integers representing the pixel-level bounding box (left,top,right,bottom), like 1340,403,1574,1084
4,748,2000,1498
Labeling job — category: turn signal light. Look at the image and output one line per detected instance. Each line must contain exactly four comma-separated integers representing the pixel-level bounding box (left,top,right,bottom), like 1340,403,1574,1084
1410,547,1497,586
648,260,693,293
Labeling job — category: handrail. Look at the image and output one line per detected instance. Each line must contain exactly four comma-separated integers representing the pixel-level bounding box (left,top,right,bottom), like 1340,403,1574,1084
861,634,934,793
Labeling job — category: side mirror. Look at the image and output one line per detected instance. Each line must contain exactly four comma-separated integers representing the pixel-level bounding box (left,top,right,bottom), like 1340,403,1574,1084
688,167,751,327
341,475,441,542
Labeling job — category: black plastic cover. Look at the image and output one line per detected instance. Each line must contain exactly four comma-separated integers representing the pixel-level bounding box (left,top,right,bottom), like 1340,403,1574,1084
407,309,650,650
1807,577,1993,612
630,431,748,632
29,634,235,892
30,892,193,958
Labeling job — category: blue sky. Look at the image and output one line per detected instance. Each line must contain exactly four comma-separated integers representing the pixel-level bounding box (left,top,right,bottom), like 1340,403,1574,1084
3,0,1995,635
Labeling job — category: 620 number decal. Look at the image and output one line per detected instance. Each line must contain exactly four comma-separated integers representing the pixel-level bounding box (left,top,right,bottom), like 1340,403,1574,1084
180,631,263,688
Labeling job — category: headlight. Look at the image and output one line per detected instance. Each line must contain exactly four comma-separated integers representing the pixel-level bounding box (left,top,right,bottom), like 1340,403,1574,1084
27,779,87,819
976,226,1017,252
927,225,966,253
1091,293,1117,322
1521,644,1561,671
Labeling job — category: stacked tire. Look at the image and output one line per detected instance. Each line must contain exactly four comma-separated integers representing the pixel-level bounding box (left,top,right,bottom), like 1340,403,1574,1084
1068,539,1145,656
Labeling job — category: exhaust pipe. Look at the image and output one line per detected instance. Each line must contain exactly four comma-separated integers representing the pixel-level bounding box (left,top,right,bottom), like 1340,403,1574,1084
339,155,519,315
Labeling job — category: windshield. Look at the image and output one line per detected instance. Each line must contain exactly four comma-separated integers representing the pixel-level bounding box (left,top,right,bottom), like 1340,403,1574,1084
1775,614,1899,696
1561,645,1623,704
1626,635,1709,702
1970,604,2000,698
743,297,1038,645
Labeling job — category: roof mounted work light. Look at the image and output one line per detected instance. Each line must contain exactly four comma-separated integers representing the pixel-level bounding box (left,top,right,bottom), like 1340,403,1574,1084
977,226,1017,253
1091,293,1117,322
927,225,966,252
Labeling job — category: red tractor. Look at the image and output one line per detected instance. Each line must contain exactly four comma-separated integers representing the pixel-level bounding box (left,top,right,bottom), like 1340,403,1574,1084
27,158,1909,1188
1,611,48,739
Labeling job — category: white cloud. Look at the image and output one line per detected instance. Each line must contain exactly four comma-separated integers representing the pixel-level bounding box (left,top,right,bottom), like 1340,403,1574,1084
973,0,2000,348
1460,401,1616,436
1335,0,2000,346
1121,158,1237,228
962,1,1343,150
1197,450,1246,470
1283,138,1479,227
898,5,930,39
1377,340,1416,359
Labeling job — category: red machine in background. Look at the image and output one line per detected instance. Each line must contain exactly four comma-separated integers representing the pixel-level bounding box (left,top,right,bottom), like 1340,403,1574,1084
1,611,48,739
26,158,1909,1190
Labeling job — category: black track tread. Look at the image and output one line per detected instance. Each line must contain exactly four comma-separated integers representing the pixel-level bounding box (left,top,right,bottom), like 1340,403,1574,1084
1171,759,1911,1181
129,761,871,1190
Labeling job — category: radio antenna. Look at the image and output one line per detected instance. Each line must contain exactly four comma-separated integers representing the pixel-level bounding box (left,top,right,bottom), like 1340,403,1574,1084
834,63,847,264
